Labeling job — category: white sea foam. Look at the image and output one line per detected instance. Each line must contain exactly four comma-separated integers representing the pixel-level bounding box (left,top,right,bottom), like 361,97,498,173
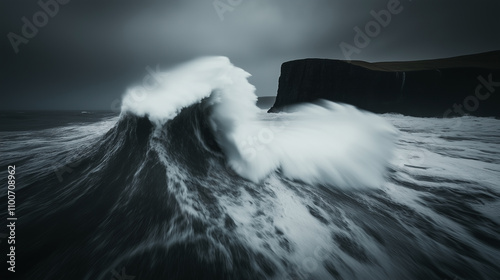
122,56,397,189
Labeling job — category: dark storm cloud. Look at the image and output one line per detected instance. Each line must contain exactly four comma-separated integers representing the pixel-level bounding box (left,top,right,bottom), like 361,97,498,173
1,0,499,110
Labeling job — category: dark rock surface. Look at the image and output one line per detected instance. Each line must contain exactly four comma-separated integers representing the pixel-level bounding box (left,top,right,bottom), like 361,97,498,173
269,52,500,117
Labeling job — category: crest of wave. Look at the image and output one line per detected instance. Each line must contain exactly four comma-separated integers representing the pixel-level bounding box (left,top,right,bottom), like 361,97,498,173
122,56,398,190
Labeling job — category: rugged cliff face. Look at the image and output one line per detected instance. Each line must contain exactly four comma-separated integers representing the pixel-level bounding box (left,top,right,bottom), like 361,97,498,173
269,52,500,117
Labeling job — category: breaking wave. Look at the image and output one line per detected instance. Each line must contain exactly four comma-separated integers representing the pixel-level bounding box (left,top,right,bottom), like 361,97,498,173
3,57,499,280
121,56,397,189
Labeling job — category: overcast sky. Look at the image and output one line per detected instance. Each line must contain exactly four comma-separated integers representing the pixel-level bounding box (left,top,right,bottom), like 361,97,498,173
1,0,500,110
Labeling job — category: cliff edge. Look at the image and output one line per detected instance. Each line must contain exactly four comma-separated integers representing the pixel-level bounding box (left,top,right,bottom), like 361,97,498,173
269,51,500,117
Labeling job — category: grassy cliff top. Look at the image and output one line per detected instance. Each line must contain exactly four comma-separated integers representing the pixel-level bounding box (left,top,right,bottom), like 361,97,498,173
347,51,500,71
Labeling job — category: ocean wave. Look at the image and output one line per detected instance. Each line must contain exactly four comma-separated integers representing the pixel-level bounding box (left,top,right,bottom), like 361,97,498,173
3,58,499,280
121,56,398,189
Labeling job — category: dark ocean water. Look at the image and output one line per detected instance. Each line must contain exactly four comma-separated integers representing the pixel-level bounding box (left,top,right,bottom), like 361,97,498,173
0,111,118,131
0,108,499,280
1,55,499,280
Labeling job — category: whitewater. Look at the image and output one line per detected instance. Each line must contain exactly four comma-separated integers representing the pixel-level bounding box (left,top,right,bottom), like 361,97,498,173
0,57,499,280
122,56,397,189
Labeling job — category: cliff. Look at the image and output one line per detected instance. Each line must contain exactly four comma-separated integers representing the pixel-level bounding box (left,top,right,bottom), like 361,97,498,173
269,51,500,117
